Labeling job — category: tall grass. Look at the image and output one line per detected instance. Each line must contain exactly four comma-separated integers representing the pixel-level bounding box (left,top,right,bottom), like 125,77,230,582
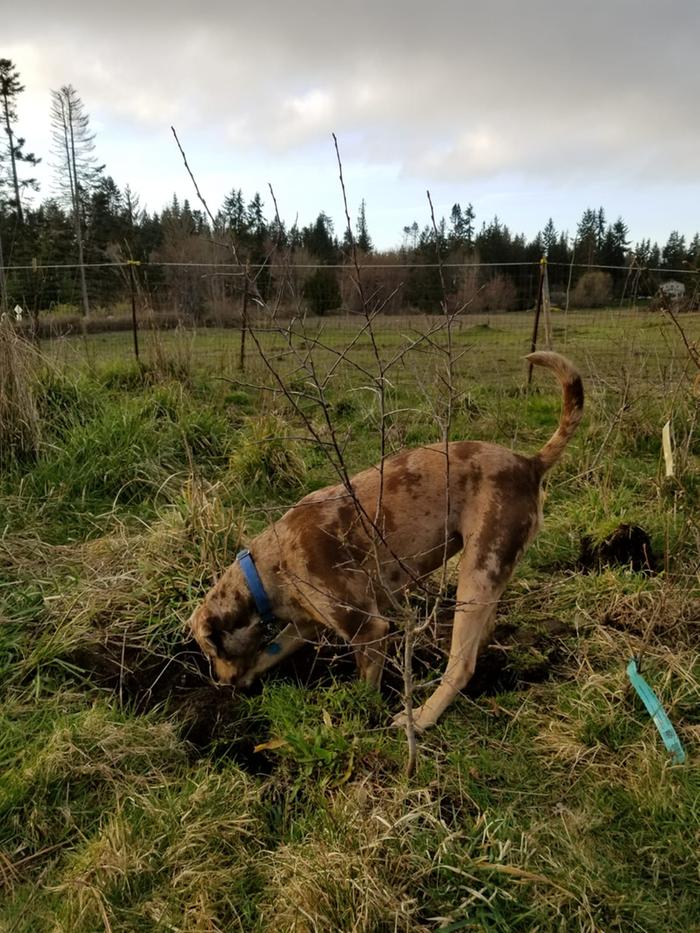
0,321,42,467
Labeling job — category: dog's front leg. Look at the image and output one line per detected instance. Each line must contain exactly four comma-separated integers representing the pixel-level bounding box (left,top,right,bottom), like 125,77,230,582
350,615,390,690
237,619,320,688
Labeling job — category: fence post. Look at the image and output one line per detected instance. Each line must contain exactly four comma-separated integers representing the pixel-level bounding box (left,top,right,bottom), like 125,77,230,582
527,256,547,386
0,233,8,318
127,259,141,365
239,262,249,372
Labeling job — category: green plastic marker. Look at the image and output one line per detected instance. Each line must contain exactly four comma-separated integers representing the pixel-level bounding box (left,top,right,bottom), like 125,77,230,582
627,659,686,764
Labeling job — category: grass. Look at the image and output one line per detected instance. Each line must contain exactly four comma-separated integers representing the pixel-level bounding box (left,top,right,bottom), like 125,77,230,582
0,321,43,468
1,310,699,930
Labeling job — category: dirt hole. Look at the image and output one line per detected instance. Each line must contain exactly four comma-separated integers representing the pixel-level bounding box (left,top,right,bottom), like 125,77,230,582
579,523,656,573
68,606,573,773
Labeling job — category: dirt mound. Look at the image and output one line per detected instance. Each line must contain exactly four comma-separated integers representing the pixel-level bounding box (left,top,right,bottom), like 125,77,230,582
579,523,656,573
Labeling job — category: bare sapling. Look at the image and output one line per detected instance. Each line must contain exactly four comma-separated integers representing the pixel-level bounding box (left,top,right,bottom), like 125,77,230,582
172,128,469,776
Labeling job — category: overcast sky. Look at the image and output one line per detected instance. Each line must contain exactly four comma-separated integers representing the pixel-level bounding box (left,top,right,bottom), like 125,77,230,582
5,0,699,249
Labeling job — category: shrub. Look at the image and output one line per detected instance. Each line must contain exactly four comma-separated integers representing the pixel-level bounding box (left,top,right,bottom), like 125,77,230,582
302,268,341,315
478,274,518,312
571,270,613,308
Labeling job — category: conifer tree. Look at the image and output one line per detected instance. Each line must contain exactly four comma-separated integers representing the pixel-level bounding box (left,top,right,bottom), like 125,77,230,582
0,59,40,223
542,218,557,256
355,199,373,252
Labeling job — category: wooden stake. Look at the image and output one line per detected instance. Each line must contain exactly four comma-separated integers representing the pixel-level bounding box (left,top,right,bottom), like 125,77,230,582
662,420,674,478
128,260,140,364
527,256,547,386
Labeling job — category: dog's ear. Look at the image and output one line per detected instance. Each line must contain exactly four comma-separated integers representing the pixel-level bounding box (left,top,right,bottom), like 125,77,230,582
203,623,225,658
190,609,225,658
200,613,258,659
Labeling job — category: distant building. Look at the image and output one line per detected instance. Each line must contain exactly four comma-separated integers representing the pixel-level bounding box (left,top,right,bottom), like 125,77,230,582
659,280,686,301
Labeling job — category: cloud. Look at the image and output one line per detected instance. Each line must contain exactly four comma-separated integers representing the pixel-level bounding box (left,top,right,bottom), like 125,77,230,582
3,1,699,244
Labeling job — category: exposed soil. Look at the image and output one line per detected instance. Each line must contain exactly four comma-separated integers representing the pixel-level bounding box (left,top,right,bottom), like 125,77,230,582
579,523,656,573
68,608,573,772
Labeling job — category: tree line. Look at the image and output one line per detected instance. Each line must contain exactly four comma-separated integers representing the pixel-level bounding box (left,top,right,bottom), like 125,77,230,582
1,59,698,322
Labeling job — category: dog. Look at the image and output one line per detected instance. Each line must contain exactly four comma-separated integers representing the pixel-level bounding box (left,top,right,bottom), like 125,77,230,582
189,351,583,731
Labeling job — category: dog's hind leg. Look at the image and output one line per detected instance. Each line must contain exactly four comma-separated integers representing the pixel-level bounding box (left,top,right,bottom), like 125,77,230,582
393,567,501,731
394,478,540,731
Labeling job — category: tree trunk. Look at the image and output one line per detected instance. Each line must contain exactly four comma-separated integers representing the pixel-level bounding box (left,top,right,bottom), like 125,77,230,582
0,232,8,316
65,95,90,316
1,92,23,225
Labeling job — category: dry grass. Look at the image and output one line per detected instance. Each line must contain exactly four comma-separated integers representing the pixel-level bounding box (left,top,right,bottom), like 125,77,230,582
258,785,433,932
144,319,195,383
0,320,43,467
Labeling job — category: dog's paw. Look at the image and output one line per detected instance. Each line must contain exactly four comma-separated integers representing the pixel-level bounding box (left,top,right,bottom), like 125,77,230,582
391,710,407,729
391,707,428,733
236,671,257,690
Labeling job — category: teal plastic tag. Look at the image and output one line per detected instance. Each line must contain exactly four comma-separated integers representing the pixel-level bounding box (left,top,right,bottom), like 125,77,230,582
627,659,686,764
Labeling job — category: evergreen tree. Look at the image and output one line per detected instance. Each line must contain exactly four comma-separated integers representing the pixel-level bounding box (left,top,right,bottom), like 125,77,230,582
355,199,373,252
418,217,448,254
302,212,338,264
662,231,687,270
576,208,598,267
401,221,420,253
123,184,141,228
475,216,514,264
221,188,247,238
343,199,373,253
0,59,40,223
448,202,475,249
86,175,126,258
595,207,607,250
541,218,557,256
598,217,629,268
246,192,266,244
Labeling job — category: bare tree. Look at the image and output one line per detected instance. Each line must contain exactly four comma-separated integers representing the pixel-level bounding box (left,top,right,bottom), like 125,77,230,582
50,84,103,315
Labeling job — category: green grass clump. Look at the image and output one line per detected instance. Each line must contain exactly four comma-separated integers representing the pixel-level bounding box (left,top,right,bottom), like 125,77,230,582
228,412,308,493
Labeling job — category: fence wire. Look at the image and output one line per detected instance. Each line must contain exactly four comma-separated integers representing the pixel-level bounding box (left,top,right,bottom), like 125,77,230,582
1,259,698,393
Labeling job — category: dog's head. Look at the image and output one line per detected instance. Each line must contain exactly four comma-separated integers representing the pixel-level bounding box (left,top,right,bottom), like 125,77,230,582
189,566,265,685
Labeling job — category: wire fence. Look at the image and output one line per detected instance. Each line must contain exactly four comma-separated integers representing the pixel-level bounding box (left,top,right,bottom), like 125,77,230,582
2,258,698,392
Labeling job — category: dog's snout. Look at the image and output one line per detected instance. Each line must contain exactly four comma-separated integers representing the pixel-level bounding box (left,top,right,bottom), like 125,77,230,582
212,656,241,686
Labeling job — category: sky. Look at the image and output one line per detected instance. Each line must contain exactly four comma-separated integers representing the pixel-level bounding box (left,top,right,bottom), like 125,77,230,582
4,0,700,251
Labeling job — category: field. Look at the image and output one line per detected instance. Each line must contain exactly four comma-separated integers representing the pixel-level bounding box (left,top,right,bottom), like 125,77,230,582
1,309,699,931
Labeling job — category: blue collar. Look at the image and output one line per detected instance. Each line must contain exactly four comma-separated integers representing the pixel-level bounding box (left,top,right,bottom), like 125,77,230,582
237,548,278,636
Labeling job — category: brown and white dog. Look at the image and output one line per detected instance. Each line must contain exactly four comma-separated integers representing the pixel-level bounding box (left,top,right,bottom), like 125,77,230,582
189,351,583,731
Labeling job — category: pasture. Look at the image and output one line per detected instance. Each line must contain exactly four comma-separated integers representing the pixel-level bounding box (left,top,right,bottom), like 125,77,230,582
1,309,698,931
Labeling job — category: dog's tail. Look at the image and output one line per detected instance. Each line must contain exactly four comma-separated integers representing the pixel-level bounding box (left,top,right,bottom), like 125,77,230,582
526,351,584,472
